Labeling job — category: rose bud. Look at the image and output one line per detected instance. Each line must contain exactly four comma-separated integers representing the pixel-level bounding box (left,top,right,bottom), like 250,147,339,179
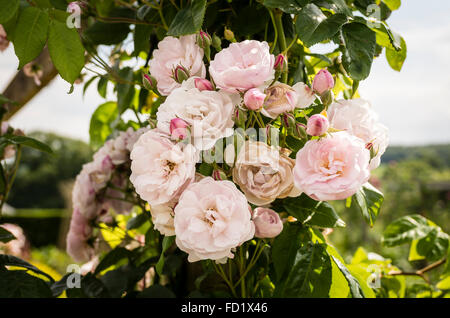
224,28,235,42
142,73,157,91
194,78,214,91
312,69,334,95
196,30,212,49
0,25,10,52
212,169,227,181
211,33,222,51
253,207,283,238
232,107,247,128
274,54,287,72
244,88,266,110
306,114,329,136
172,65,190,84
169,118,190,140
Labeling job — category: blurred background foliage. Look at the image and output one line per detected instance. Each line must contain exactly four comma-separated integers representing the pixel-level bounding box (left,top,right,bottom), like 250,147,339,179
1,131,449,288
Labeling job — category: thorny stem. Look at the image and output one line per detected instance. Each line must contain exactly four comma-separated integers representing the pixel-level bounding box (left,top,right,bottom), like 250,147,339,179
268,10,278,54
273,9,288,83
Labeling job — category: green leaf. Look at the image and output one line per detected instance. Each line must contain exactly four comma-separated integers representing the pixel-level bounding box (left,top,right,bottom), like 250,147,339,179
0,135,53,153
283,194,346,228
167,0,206,36
277,242,332,297
156,236,175,276
97,76,108,98
0,226,16,243
89,102,118,150
117,67,135,113
437,276,450,290
48,19,85,84
331,256,365,298
94,247,131,275
83,21,130,45
137,284,176,298
134,24,152,56
0,270,53,298
383,0,401,11
271,223,309,282
352,182,384,227
263,0,307,14
414,229,449,262
341,22,376,80
295,4,348,47
126,212,150,230
13,7,49,69
382,214,435,247
0,0,19,24
386,36,406,71
0,254,54,282
50,0,69,10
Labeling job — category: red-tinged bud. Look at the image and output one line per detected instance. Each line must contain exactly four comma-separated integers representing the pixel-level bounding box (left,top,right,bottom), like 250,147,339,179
212,169,227,181
170,118,190,140
196,30,212,49
172,65,190,84
306,114,329,136
233,107,247,128
194,78,214,91
274,54,288,72
312,69,334,95
365,142,373,150
142,73,157,90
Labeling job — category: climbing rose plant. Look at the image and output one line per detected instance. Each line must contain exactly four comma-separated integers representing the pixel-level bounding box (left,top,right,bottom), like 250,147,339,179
1,0,449,299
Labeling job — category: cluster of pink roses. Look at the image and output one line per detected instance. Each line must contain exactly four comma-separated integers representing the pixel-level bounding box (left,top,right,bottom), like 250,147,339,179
69,33,388,264
67,127,148,262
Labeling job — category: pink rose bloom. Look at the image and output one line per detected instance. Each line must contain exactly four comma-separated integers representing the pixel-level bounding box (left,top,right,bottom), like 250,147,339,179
261,82,315,119
293,131,370,201
174,177,255,263
130,129,197,206
0,25,10,52
150,202,176,236
149,35,206,96
252,208,283,238
156,78,235,150
66,208,94,263
328,98,389,170
244,88,266,110
209,40,275,93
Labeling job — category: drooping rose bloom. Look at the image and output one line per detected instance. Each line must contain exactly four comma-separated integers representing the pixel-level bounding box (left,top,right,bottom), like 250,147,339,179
156,78,235,150
233,141,300,205
209,40,274,93
293,131,370,201
0,25,10,52
149,35,206,96
252,208,283,238
150,202,176,236
174,177,255,263
130,129,197,206
261,82,315,118
66,208,94,263
0,223,30,259
327,98,389,170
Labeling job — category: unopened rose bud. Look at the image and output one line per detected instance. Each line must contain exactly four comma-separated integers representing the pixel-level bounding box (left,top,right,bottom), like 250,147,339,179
233,107,247,128
312,69,334,95
293,122,307,139
194,78,214,91
224,28,235,42
169,118,189,140
0,25,10,52
244,88,266,110
211,33,222,51
253,207,283,238
274,54,287,72
172,65,190,84
142,73,157,91
282,113,296,129
196,30,212,49
212,169,227,181
306,114,329,136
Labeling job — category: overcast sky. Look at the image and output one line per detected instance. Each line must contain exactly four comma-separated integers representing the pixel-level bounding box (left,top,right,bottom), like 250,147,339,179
1,0,449,146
